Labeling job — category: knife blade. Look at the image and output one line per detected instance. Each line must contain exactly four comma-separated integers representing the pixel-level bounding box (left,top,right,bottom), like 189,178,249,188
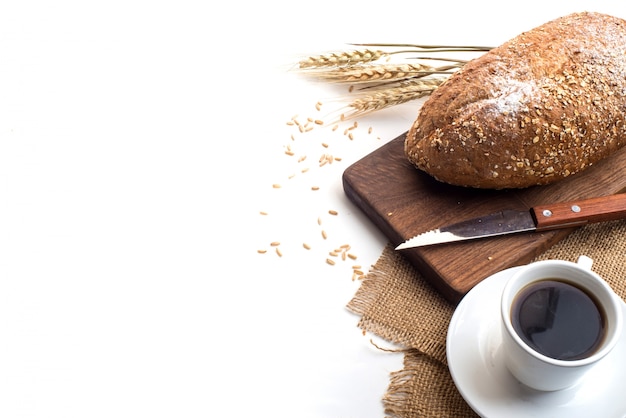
395,193,626,250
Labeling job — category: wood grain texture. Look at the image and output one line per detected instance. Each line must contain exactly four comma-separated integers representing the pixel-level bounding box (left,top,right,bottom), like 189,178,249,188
343,132,626,303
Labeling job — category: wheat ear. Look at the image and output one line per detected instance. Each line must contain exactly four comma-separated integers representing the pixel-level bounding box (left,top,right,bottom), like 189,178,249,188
298,63,435,83
298,49,388,68
341,78,446,119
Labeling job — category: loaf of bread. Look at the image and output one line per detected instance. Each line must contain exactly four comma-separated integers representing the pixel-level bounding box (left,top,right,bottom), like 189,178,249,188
405,12,626,189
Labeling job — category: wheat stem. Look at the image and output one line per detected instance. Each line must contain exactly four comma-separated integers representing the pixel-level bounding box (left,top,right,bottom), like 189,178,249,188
409,56,472,64
350,43,493,52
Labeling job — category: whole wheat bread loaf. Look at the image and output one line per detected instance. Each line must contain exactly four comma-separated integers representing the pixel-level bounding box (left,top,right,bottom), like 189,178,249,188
405,11,626,189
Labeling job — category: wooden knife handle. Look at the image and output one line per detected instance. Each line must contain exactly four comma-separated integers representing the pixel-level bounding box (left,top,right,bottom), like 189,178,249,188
532,193,626,231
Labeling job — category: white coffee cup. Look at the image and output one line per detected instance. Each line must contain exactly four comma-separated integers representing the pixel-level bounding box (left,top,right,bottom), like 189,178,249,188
500,256,623,391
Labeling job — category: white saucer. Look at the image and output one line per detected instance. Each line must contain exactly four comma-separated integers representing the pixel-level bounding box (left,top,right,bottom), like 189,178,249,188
447,266,626,418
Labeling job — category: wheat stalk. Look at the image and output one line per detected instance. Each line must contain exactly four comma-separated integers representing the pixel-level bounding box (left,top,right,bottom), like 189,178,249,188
342,77,446,119
350,43,493,53
299,63,436,83
296,43,493,119
299,61,467,87
297,45,489,69
298,49,388,68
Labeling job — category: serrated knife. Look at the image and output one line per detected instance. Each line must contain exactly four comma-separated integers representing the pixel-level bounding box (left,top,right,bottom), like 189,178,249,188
395,193,626,250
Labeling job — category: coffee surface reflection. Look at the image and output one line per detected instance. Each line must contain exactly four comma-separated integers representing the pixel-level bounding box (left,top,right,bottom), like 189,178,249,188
511,279,607,360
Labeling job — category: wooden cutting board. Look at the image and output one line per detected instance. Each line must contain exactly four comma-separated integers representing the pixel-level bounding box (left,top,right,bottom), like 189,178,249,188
343,132,626,304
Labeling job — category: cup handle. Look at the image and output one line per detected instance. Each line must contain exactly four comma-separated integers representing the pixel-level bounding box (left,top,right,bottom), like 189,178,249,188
577,255,594,270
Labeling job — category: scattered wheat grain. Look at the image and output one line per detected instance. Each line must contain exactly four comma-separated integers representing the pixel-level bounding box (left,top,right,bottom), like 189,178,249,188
303,243,311,250
322,230,327,239
258,249,267,254
326,258,336,266
272,184,281,188
328,210,338,215
319,154,334,166
276,248,283,257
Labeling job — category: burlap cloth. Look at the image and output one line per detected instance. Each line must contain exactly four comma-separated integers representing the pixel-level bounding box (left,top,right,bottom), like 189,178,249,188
347,219,626,417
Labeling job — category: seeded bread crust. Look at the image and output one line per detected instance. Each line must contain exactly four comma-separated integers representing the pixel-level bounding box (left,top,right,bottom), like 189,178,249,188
405,11,626,189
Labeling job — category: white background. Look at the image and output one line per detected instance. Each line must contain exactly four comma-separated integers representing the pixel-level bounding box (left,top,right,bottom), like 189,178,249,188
1,2,625,417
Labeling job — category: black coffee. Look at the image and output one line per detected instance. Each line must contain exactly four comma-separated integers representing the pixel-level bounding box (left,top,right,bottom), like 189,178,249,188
511,279,606,361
